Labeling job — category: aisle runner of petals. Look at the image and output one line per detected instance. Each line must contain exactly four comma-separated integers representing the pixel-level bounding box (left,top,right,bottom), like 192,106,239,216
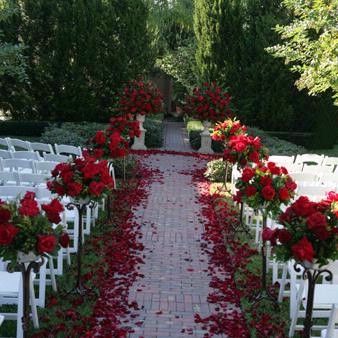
87,162,163,336
190,167,286,337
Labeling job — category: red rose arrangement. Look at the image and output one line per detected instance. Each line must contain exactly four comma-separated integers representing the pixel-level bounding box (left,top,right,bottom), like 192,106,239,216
0,192,68,265
211,118,247,142
266,193,338,266
183,82,233,122
88,114,140,160
117,80,163,116
234,162,297,216
47,155,114,200
223,134,269,168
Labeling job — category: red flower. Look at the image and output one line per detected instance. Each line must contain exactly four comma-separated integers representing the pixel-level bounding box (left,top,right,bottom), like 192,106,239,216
19,196,40,217
88,181,105,196
241,167,255,182
0,223,19,245
307,212,327,229
285,178,297,192
0,206,11,223
291,237,315,262
37,235,57,254
42,199,64,224
59,232,70,248
260,176,273,186
93,130,106,145
245,185,257,197
277,229,292,244
248,151,259,163
292,196,316,217
261,185,276,201
262,227,276,242
278,187,290,202
67,182,83,197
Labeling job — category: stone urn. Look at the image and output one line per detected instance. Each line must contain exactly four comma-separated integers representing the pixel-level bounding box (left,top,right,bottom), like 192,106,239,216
131,114,147,150
198,120,213,154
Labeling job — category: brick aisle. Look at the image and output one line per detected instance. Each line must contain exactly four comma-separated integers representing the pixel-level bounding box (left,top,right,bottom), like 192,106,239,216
127,122,225,337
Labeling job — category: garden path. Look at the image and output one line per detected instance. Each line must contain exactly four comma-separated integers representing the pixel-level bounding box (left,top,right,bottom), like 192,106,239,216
127,125,227,337
162,121,193,152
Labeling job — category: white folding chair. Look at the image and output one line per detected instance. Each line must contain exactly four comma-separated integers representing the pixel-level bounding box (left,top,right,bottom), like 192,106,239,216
294,154,325,166
304,164,335,175
6,138,32,151
297,185,331,201
43,153,70,162
0,186,36,202
290,172,319,187
0,138,10,150
321,304,338,338
2,159,35,173
18,172,49,187
0,314,4,326
0,171,20,185
12,151,41,161
0,149,13,159
318,173,338,188
322,156,338,169
269,155,295,166
30,142,54,155
33,161,58,174
55,144,82,157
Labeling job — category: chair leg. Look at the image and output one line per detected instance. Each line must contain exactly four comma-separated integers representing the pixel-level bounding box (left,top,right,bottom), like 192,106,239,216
66,246,71,266
30,278,39,328
48,256,57,292
278,264,288,303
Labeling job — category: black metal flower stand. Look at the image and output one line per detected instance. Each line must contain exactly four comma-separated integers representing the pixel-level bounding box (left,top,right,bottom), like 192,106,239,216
66,199,93,295
294,262,332,338
8,255,44,338
251,212,278,307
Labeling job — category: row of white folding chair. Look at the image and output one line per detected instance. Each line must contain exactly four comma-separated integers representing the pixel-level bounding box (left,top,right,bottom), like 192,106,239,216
0,258,47,338
290,172,338,188
0,158,61,174
297,185,337,202
0,171,50,187
0,137,83,157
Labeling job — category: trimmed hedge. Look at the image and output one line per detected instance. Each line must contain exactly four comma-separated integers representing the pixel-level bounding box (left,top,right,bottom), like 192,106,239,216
0,120,52,137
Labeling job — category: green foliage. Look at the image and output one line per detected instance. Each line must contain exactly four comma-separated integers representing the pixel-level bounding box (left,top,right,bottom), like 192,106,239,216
144,117,163,148
110,155,137,179
0,120,51,136
0,0,153,121
40,122,107,147
0,0,27,85
204,159,228,183
267,0,338,105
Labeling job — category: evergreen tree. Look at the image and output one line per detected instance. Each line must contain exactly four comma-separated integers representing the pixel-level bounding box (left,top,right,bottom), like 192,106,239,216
0,0,153,121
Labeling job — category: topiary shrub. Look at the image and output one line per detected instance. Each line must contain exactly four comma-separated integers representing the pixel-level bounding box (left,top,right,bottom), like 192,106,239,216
144,118,163,148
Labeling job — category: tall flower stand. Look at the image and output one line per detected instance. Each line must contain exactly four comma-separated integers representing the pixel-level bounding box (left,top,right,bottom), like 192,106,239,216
198,121,213,154
8,253,44,338
66,198,93,295
251,212,278,307
132,114,147,150
293,262,332,338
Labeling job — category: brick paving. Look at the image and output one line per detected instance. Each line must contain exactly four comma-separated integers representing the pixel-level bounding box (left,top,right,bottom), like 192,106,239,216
127,122,226,337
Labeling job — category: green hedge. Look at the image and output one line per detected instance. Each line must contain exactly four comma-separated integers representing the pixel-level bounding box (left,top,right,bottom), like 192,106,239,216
144,117,163,148
0,120,52,137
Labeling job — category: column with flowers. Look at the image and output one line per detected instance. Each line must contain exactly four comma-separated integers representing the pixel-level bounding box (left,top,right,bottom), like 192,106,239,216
234,162,297,304
0,193,69,337
267,192,338,337
183,83,233,154
47,156,114,294
115,80,163,151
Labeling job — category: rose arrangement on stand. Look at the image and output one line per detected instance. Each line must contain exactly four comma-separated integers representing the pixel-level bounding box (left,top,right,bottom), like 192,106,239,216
0,192,67,337
116,80,163,150
211,117,248,186
267,192,338,338
184,82,233,153
47,156,114,294
234,162,297,305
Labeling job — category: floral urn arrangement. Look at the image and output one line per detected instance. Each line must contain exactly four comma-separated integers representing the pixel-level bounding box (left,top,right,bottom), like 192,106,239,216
116,80,163,150
184,82,233,153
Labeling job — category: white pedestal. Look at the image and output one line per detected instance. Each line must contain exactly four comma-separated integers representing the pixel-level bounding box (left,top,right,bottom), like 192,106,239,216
132,114,147,150
198,121,214,154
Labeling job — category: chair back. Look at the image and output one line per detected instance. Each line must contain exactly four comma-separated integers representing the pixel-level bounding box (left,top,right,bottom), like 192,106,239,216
12,151,41,161
30,142,54,155
43,153,70,162
2,159,35,173
55,144,82,157
6,138,32,151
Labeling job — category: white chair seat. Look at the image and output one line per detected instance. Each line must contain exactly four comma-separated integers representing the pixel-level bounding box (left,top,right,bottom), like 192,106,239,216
0,271,21,296
0,314,4,326
321,329,338,338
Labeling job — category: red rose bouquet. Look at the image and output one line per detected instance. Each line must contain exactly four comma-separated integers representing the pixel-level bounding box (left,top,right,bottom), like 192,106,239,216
183,82,233,122
47,156,114,200
107,114,141,139
266,193,338,266
223,134,269,168
234,162,297,216
211,118,247,142
0,192,68,265
117,80,163,116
